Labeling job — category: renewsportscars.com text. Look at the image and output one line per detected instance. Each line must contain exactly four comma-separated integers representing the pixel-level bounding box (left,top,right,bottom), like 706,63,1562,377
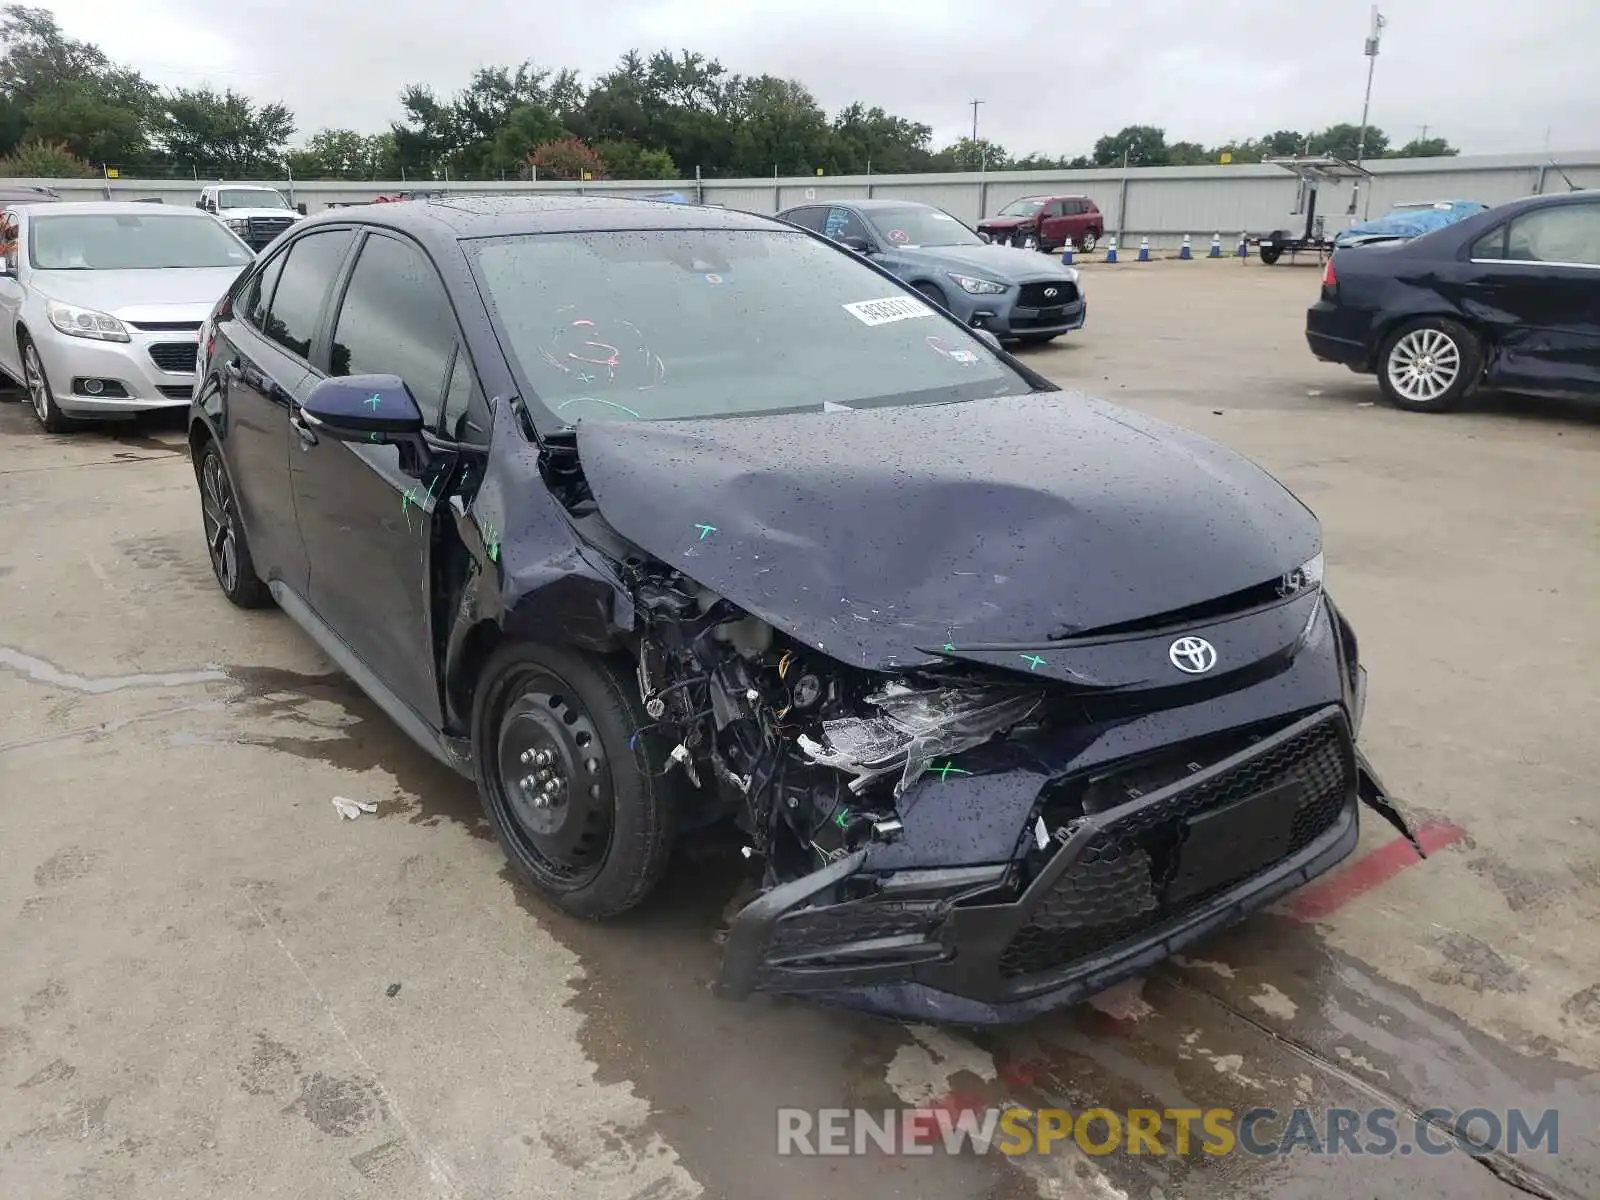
776,1106,1559,1159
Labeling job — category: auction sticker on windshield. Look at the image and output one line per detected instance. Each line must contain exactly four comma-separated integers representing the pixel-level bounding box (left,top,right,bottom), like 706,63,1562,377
843,297,934,326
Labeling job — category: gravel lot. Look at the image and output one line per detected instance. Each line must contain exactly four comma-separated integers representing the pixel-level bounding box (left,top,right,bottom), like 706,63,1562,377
3,257,1597,1200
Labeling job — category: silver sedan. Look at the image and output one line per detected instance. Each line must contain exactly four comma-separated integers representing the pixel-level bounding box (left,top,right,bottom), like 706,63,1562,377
0,201,254,431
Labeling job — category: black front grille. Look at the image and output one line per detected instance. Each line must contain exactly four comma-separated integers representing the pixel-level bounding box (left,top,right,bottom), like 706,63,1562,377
1018,281,1079,307
999,716,1352,978
157,384,194,400
148,343,198,373
129,320,202,333
246,216,294,245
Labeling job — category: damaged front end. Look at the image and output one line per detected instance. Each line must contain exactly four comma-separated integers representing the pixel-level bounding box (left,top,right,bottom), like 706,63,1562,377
532,411,1422,1024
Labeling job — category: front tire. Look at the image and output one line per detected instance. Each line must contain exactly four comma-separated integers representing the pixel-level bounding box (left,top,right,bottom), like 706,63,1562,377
913,281,949,311
473,642,677,919
1016,333,1061,346
1376,317,1481,413
20,334,76,433
197,440,273,608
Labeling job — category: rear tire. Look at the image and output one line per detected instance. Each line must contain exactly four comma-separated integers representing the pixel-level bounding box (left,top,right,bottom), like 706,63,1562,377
20,333,76,433
196,440,273,608
1077,230,1098,253
472,642,678,919
1376,317,1481,413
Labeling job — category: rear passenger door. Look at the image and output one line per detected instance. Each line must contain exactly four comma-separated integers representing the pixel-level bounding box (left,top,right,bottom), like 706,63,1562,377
218,227,356,595
288,229,473,726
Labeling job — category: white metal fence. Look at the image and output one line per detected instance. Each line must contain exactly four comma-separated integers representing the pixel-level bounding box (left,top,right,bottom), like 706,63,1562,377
12,150,1599,251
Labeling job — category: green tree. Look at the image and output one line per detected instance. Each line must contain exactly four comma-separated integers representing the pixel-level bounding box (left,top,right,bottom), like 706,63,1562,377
1309,123,1388,160
160,86,294,176
0,136,90,176
731,76,828,175
1166,140,1210,166
287,128,397,179
1390,136,1457,158
594,139,676,179
828,103,931,174
1093,125,1169,167
0,5,159,166
932,137,1009,171
1259,129,1309,156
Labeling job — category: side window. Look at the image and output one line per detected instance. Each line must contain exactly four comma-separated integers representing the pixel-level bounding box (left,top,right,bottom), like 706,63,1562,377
1470,226,1507,261
783,207,827,233
261,229,354,360
823,206,872,244
330,232,458,428
1064,200,1084,216
442,346,489,444
1044,200,1064,217
240,251,286,330
1499,204,1600,266
0,210,18,263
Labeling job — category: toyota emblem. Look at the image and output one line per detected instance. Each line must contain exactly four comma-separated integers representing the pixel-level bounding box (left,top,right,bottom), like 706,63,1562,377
1168,636,1217,674
1044,287,1058,298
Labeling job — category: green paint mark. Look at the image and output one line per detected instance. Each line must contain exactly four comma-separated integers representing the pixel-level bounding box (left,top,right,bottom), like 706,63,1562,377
695,523,717,541
364,393,382,410
1020,653,1047,671
942,642,956,652
932,762,972,781
833,807,852,828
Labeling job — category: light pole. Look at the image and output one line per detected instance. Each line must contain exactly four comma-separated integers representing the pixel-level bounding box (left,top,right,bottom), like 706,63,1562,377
1353,5,1385,217
969,98,985,170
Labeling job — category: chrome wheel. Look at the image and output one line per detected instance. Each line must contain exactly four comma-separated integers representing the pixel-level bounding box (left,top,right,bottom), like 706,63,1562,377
200,452,240,593
1079,231,1098,253
1386,328,1461,404
23,343,48,423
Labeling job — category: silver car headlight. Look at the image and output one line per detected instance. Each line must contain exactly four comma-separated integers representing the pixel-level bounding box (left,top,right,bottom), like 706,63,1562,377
46,300,130,343
948,273,1007,295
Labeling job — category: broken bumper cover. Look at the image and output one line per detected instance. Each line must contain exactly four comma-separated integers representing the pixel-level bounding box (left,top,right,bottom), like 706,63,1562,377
718,705,1386,1024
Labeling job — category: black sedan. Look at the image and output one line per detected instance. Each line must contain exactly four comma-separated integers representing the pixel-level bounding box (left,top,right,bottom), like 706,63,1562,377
1307,191,1600,411
188,195,1416,1023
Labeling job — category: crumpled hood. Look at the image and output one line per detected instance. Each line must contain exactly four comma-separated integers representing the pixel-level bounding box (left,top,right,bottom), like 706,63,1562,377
575,393,1319,669
977,215,1027,228
898,243,1077,282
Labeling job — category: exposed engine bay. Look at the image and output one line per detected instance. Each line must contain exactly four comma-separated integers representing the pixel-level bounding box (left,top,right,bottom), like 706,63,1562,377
539,427,1048,887
629,562,1043,884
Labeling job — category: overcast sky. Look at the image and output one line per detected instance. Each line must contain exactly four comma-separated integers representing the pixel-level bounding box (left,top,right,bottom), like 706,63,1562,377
36,0,1599,158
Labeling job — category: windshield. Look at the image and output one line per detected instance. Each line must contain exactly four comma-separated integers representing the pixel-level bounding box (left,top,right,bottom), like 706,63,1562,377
217,188,289,210
861,205,984,249
999,199,1047,217
30,213,255,270
470,229,1030,425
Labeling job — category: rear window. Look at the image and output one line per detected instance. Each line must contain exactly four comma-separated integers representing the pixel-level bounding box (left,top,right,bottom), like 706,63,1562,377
469,228,1030,426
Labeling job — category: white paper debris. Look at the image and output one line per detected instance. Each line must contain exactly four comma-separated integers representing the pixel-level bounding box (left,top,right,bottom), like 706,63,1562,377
333,796,377,820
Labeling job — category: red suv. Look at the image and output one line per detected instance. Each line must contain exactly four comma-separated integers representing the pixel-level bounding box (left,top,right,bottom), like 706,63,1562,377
977,196,1103,254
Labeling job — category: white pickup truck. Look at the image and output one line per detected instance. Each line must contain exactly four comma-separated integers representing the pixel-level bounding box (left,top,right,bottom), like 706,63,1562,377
195,184,306,252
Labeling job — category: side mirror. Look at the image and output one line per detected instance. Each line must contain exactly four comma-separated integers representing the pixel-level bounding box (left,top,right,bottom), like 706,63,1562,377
301,374,432,472
978,232,992,243
296,202,307,216
838,235,873,254
973,328,1002,352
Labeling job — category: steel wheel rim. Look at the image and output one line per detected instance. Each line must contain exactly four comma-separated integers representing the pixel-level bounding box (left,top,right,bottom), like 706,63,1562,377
1081,232,1096,252
492,670,614,887
1388,328,1461,403
23,345,47,422
200,454,240,592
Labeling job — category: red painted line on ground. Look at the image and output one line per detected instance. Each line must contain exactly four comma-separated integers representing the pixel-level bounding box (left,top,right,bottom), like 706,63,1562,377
1286,819,1466,922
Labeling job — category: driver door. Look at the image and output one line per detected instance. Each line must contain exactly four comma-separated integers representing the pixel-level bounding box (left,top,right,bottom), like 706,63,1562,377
0,209,24,380
288,229,475,727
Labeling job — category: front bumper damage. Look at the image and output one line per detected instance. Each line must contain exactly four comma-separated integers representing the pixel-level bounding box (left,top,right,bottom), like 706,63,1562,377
718,705,1419,1024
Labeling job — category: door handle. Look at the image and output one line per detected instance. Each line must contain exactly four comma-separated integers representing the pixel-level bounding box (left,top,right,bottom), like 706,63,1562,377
289,410,318,447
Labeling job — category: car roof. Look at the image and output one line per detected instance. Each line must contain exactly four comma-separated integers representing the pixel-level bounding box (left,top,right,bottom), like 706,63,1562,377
304,194,782,243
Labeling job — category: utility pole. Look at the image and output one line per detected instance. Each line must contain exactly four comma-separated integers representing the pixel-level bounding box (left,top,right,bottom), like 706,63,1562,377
1354,5,1385,218
970,98,983,144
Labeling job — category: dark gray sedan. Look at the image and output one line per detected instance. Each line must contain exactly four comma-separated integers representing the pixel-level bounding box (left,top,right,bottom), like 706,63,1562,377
778,199,1086,345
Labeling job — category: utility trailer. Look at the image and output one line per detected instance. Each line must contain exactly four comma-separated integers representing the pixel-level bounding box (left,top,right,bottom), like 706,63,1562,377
1253,155,1373,265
